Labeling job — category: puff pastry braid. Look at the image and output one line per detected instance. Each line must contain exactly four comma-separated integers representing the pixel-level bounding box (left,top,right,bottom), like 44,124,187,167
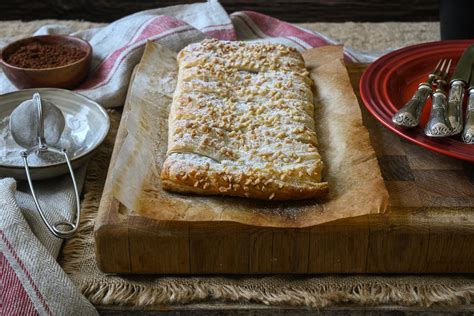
161,39,328,200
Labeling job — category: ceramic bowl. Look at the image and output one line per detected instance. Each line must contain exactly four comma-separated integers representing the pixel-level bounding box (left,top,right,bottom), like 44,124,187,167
0,35,92,89
0,88,110,180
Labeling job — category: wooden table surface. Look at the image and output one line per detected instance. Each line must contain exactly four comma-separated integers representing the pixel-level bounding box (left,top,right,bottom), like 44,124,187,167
97,304,474,315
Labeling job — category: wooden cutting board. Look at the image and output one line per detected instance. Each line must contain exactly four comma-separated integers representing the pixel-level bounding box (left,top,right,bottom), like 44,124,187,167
94,62,474,275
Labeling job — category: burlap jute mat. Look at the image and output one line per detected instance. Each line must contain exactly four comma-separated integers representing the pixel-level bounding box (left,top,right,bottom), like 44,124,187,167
56,110,474,308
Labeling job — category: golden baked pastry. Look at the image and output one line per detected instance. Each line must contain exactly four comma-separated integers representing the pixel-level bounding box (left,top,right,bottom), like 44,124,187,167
161,39,328,200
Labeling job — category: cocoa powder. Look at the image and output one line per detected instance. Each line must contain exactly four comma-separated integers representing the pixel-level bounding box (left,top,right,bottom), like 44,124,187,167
6,41,87,69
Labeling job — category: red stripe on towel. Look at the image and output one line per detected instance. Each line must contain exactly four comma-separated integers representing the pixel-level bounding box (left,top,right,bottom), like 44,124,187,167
233,11,358,62
1,231,52,315
239,11,329,47
1,252,38,316
232,13,307,50
79,16,190,90
76,26,195,91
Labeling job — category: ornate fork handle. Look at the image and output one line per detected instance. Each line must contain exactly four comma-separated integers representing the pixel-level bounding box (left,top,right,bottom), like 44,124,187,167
447,81,465,135
392,83,432,127
462,91,474,144
424,89,452,137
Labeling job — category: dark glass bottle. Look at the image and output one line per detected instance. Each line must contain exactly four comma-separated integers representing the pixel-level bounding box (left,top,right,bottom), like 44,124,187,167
440,0,474,40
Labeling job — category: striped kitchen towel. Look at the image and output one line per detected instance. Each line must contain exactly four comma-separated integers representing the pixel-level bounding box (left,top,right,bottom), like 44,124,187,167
0,0,374,109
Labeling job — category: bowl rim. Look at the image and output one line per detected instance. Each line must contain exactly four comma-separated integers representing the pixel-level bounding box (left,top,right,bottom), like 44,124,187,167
0,88,110,170
0,34,92,71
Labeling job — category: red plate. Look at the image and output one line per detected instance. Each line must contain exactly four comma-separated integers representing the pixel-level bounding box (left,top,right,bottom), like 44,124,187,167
360,40,474,162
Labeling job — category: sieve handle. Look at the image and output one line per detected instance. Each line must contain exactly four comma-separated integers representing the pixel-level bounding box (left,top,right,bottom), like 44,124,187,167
33,92,47,148
21,146,81,239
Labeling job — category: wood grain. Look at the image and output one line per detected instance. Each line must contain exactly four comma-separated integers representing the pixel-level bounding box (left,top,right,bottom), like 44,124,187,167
249,229,273,273
94,62,474,274
366,213,430,273
0,0,439,23
272,229,310,273
426,227,474,272
308,220,369,273
128,220,190,273
189,223,250,274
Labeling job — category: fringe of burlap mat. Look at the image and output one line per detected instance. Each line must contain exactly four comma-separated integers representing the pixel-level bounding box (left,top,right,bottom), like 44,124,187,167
59,110,474,309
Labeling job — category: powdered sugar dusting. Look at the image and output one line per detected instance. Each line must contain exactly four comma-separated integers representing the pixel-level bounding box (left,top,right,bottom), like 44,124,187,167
0,115,77,167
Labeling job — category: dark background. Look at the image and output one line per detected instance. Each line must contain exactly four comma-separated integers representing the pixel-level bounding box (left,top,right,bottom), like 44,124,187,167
0,0,439,22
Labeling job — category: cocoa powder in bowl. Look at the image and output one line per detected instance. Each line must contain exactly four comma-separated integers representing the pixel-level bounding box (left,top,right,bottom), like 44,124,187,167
0,35,92,89
6,41,87,69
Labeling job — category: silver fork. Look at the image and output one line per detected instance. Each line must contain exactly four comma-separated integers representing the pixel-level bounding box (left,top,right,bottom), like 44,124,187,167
424,59,453,137
392,59,447,128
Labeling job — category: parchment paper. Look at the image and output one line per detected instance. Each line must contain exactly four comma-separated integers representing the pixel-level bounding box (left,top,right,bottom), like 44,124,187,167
111,41,389,228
